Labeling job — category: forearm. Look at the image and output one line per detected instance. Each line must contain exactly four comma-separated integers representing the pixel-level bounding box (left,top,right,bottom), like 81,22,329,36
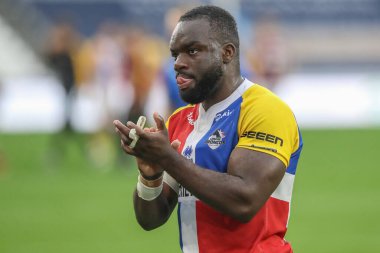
162,152,265,222
133,189,173,230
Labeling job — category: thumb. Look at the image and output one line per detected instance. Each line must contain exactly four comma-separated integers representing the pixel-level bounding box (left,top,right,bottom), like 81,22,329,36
153,112,166,131
171,139,181,151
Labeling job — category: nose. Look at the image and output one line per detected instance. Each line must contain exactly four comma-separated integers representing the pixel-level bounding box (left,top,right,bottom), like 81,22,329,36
174,54,188,72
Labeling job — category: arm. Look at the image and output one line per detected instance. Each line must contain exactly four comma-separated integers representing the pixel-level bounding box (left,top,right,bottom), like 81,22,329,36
114,115,179,230
133,181,178,230
161,147,285,223
115,113,286,223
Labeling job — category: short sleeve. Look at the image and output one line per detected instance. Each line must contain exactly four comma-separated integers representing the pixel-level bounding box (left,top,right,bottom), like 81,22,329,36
236,85,300,167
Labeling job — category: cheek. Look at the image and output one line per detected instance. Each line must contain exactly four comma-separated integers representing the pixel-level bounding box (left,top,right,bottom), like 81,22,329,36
191,62,207,78
191,51,221,78
195,56,216,74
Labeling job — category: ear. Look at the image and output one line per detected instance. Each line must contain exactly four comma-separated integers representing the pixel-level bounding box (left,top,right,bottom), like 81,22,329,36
222,43,236,64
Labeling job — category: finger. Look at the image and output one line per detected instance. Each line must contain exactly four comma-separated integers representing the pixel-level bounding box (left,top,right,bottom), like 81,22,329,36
115,127,131,145
143,127,157,133
120,139,136,156
126,121,145,136
153,112,166,132
115,127,123,138
171,139,181,151
113,120,131,136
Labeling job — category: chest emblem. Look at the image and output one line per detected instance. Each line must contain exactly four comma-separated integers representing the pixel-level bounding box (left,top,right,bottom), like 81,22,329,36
206,129,226,150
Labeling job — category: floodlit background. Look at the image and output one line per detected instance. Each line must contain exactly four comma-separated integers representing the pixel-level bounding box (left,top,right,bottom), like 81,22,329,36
0,0,379,252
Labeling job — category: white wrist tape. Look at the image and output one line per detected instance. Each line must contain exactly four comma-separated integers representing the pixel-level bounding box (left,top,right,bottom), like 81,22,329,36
136,175,163,201
163,172,179,195
128,116,146,149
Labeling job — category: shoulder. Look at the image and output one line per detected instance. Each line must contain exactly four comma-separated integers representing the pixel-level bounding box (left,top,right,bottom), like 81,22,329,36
239,83,296,129
241,84,292,116
236,82,300,166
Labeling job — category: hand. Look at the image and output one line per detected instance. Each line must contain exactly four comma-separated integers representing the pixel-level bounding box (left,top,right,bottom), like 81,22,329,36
136,139,181,179
113,112,180,173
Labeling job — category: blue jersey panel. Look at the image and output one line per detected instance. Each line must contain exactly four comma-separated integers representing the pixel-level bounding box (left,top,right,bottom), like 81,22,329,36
286,129,303,175
195,98,242,173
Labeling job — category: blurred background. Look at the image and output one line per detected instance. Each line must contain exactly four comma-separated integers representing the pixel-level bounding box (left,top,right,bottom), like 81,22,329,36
0,0,379,252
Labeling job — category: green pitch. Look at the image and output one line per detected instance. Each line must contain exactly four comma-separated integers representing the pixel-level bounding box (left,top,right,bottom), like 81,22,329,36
0,129,379,253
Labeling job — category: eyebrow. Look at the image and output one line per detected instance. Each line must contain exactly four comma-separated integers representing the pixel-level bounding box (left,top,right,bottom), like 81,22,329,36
183,40,202,48
170,40,204,53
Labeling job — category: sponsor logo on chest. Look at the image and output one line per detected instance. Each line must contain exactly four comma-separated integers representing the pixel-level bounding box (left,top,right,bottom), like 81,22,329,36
206,129,226,150
187,112,195,125
215,109,234,122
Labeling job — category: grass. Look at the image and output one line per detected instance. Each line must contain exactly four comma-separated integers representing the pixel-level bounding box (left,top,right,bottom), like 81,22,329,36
0,129,379,253
286,129,380,253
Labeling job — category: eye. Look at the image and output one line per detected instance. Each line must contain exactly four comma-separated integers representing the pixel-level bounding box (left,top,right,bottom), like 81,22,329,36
171,54,178,60
188,48,198,55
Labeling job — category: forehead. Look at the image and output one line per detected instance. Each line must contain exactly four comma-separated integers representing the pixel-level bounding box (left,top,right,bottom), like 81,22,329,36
170,19,212,49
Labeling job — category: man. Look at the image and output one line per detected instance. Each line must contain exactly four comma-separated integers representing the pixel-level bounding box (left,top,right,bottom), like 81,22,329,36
114,5,303,253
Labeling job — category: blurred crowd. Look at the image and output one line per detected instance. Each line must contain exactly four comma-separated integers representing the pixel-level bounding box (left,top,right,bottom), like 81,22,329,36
44,8,290,129
1,1,378,173
46,22,167,127
41,7,291,170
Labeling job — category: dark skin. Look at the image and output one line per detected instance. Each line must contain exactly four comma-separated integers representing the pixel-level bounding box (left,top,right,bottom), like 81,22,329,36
113,19,286,229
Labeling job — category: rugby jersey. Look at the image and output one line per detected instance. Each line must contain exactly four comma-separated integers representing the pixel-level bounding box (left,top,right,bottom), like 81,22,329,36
164,79,303,253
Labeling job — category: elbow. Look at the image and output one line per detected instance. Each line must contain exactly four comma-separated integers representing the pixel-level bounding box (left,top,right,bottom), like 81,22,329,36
231,195,261,223
237,215,253,224
136,218,160,231
234,205,257,223
135,210,170,231
231,188,267,223
140,225,156,231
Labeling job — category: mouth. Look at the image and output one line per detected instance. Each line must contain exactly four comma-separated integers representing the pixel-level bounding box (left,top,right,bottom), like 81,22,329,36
176,73,194,90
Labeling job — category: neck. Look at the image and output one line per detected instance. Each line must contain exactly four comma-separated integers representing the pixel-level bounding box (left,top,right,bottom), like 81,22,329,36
202,75,243,111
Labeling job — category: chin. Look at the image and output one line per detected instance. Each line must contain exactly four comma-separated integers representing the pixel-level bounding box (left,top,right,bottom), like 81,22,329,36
180,90,205,104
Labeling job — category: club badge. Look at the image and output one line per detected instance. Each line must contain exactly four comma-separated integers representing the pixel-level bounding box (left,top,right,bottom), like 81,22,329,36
206,129,226,150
